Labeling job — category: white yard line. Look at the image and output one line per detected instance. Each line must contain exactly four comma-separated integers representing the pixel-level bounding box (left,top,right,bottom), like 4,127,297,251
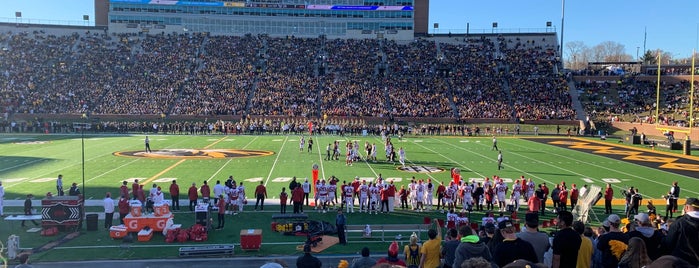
206,136,258,183
264,135,289,186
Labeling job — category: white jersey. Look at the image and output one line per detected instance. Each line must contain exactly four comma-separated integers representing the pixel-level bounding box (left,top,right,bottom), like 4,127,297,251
415,184,425,201
344,185,354,198
512,184,522,197
359,184,369,198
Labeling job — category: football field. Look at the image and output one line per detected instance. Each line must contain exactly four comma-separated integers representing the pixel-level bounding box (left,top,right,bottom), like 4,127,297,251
1,133,697,205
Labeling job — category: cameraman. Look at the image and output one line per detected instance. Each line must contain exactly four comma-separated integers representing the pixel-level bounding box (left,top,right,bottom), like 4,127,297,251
627,188,643,218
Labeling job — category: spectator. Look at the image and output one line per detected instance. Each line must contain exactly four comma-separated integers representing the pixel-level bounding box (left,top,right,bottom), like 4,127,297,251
441,228,460,268
350,247,376,268
661,197,699,266
628,213,665,260
552,210,581,268
404,232,421,268
419,219,442,268
618,237,652,268
492,220,538,267
376,241,407,266
517,213,550,263
597,214,630,268
296,243,322,268
453,225,492,267
15,252,33,268
573,221,593,268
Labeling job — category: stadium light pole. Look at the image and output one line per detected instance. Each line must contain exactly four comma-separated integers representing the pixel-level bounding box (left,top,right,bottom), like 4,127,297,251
560,0,566,65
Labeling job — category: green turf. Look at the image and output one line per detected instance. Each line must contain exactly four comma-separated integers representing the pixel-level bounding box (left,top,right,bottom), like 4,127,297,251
1,133,697,262
1,133,696,200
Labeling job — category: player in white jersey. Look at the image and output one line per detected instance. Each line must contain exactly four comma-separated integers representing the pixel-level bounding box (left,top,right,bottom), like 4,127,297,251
317,180,329,213
415,181,425,212
444,184,456,212
228,185,240,215
408,179,417,210
371,143,377,161
328,179,338,209
358,181,369,212
483,177,493,190
299,136,305,152
344,184,355,213
526,178,536,200
398,147,406,168
512,180,522,211
462,183,474,212
369,183,380,214
496,180,508,212
425,179,434,210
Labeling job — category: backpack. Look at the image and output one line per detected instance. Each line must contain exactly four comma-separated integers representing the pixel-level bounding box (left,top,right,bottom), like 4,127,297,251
406,244,420,268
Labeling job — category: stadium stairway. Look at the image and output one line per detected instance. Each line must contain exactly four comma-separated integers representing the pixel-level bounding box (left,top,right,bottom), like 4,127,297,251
567,78,587,120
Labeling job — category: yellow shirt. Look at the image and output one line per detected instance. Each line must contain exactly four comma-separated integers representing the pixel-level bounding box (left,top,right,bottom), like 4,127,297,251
420,237,442,268
576,235,593,268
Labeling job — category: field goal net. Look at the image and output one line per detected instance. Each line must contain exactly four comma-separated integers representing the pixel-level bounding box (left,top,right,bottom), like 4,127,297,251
573,185,602,224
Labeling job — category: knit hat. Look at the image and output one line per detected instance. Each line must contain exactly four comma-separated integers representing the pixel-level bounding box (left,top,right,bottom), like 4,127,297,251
388,241,399,257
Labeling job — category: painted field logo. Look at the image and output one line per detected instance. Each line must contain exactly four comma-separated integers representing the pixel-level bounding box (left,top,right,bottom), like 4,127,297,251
114,149,273,159
398,165,445,173
13,141,49,144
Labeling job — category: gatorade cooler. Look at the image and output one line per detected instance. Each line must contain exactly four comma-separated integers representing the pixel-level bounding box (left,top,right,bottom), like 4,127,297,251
110,225,128,239
138,228,153,242
154,202,170,216
130,200,143,217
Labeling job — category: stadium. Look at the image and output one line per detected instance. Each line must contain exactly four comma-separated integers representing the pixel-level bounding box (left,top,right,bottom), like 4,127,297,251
0,0,698,267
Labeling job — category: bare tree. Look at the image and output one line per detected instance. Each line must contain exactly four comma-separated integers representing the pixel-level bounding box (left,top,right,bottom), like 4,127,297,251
592,41,631,62
564,41,587,69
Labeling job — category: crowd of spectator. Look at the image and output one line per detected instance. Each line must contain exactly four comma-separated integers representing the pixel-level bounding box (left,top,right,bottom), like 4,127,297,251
577,77,698,127
1,30,577,123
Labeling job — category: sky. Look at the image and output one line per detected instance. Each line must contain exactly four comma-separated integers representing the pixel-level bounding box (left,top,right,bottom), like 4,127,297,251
2,0,698,59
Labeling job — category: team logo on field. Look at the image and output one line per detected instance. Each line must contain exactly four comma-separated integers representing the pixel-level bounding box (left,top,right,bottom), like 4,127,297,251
397,165,445,173
114,149,274,159
13,141,49,144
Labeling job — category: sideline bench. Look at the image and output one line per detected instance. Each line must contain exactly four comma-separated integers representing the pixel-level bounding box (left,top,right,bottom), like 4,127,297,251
345,223,431,242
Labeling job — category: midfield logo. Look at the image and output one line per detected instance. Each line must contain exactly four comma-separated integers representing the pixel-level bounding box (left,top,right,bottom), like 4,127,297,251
114,149,274,159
